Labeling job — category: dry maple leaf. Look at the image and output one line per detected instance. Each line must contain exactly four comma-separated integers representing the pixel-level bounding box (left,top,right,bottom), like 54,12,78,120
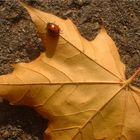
0,2,140,140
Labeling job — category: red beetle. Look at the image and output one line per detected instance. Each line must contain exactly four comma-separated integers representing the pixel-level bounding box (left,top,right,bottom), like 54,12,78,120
46,23,60,37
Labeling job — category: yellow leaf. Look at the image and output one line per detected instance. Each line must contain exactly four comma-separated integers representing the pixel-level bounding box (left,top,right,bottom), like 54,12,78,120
0,2,139,140
20,1,125,80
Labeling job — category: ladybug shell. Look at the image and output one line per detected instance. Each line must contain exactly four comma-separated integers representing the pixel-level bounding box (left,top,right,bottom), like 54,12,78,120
46,23,60,37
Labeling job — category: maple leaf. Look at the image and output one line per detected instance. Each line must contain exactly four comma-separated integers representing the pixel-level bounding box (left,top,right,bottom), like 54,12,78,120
0,2,140,140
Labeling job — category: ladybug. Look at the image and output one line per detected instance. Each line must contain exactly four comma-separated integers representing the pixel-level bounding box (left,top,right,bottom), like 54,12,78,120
46,23,60,37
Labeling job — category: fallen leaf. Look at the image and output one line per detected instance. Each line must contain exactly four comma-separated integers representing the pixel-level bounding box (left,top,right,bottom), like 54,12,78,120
20,1,125,80
0,2,140,140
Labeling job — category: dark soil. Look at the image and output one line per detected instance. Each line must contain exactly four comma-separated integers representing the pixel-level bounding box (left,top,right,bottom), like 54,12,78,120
0,0,140,139
0,101,47,140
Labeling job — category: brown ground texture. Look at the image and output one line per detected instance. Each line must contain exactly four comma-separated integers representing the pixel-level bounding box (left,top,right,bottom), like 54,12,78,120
0,0,140,139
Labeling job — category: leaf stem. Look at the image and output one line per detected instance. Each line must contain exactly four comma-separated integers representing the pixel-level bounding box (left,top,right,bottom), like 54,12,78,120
126,67,140,85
